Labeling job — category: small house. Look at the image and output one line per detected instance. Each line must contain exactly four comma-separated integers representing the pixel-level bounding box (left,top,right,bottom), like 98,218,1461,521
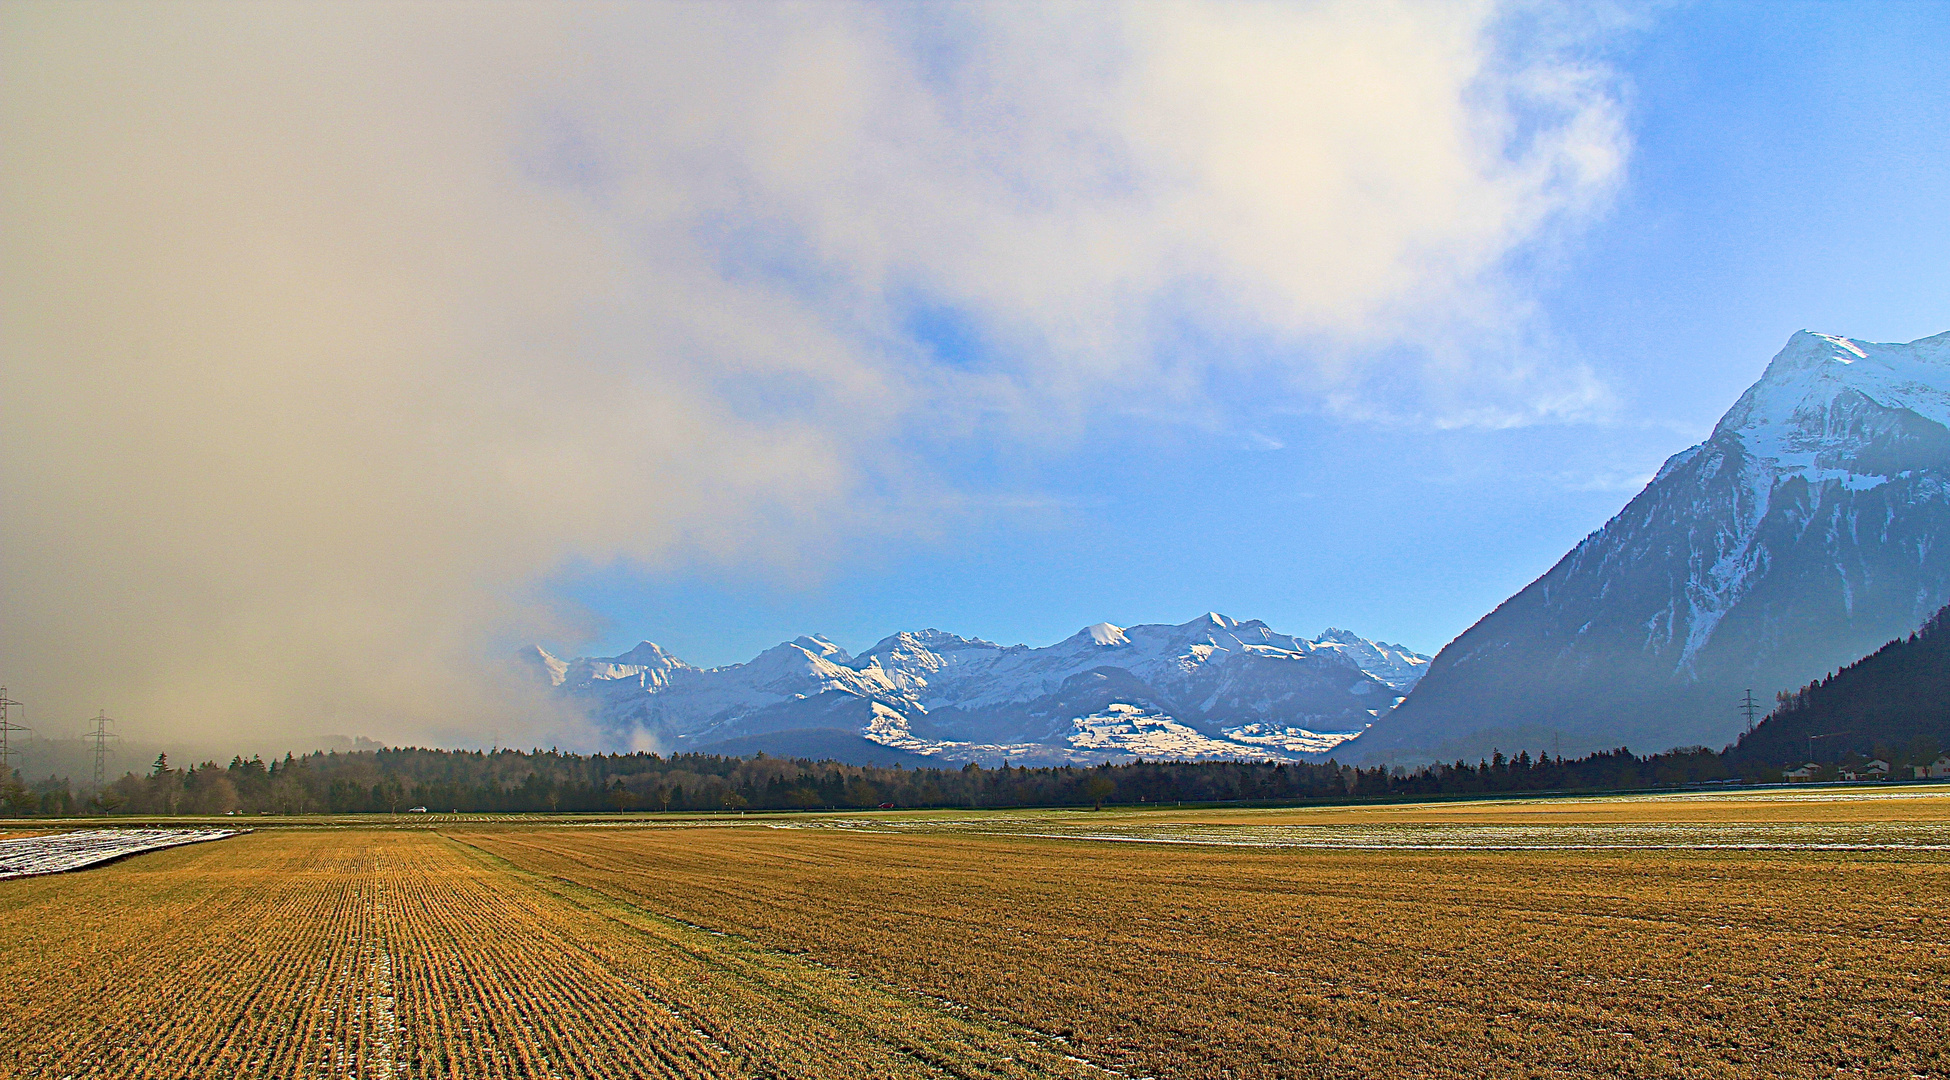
1913,755,1950,780
1839,760,1890,782
1783,764,1820,782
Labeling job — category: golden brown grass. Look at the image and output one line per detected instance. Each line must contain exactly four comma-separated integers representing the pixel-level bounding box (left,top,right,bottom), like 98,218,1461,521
463,820,1950,1080
2,790,1945,1079
1164,785,1950,826
0,830,1099,1079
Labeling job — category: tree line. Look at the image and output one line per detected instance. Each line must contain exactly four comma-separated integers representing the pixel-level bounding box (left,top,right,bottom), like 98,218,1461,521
2,741,1742,817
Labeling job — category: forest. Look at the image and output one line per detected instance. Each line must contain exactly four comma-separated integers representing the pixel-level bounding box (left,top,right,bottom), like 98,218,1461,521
5,742,1740,817
1725,602,1949,770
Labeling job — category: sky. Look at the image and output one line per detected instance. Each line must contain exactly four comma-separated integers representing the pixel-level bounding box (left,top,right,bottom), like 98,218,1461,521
560,1,1950,663
4,1,1949,750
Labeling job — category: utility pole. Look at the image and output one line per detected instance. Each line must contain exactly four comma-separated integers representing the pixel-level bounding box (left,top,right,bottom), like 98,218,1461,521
1808,731,1852,764
81,710,119,788
0,688,27,776
1740,689,1762,733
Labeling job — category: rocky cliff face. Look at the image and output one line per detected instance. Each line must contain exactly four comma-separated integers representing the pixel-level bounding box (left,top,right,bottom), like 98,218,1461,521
1352,331,1950,764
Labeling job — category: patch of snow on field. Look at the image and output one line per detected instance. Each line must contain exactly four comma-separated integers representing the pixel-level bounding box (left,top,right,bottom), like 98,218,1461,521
363,885,401,1080
0,828,244,879
774,816,1950,850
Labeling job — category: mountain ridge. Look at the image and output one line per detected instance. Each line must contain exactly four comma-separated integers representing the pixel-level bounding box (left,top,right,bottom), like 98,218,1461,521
1352,329,1950,764
531,613,1430,765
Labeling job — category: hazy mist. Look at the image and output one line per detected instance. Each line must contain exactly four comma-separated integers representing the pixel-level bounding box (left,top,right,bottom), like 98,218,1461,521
1,2,1628,752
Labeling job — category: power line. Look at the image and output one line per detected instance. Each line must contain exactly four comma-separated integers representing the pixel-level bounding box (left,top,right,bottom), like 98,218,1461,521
0,688,28,775
81,710,120,788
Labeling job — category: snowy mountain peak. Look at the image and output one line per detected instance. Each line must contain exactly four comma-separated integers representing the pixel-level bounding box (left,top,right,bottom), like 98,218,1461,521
749,637,849,670
532,638,696,694
613,641,689,668
860,628,999,656
1761,331,1869,379
1085,622,1130,647
1357,328,1950,763
1307,630,1429,691
1717,330,1950,473
534,615,1426,764
790,634,850,662
523,645,569,687
1747,329,1950,395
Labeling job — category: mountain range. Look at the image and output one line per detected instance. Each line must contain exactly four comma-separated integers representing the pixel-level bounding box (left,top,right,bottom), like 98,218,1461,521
528,615,1429,764
537,328,1950,768
1350,330,1950,763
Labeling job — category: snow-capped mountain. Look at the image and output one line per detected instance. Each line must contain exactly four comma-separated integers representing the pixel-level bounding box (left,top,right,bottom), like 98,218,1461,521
530,614,1430,764
1352,330,1950,764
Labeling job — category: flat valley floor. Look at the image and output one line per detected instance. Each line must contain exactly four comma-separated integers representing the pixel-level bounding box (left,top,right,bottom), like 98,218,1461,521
2,789,1947,1079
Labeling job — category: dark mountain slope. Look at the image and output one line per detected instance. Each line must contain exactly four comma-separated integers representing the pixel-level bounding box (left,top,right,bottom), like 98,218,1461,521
1725,603,1950,769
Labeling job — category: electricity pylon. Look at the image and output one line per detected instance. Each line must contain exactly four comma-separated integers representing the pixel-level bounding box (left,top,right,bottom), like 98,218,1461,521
81,710,119,787
1740,688,1762,733
0,688,27,774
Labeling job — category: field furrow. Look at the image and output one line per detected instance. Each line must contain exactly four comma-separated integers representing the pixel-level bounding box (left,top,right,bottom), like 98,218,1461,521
461,823,1950,1080
440,837,1111,1080
5,797,1943,1080
0,829,1107,1079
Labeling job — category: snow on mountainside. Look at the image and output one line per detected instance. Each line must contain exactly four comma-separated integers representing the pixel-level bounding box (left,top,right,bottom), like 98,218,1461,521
1354,330,1950,764
531,614,1430,764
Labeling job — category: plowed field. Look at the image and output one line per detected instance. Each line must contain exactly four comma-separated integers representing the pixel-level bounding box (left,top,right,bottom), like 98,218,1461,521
0,830,1103,1079
461,824,1950,1080
2,792,1945,1079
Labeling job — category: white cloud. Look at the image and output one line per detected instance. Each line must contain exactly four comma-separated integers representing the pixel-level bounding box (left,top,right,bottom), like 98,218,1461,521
0,1,1629,748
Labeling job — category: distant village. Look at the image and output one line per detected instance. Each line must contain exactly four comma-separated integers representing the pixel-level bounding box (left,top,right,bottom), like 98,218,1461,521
1784,753,1950,783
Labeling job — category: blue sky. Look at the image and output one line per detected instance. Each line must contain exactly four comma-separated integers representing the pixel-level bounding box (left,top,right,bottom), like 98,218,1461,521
556,1,1950,667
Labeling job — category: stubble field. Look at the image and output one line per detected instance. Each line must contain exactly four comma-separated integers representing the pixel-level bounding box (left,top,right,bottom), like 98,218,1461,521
1,789,1945,1079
